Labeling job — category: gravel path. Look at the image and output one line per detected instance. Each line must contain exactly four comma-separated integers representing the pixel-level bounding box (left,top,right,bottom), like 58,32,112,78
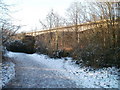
4,53,81,88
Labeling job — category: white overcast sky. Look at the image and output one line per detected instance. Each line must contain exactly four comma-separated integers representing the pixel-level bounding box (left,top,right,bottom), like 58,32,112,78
4,0,79,32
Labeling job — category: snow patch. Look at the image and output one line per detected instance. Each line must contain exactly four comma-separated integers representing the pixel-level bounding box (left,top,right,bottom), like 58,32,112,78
0,61,15,88
6,52,120,88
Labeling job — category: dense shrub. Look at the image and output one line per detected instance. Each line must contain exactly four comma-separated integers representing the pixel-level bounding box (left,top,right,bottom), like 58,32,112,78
72,46,120,68
36,46,71,58
36,46,49,55
53,50,70,58
5,35,36,54
22,35,36,54
5,40,27,53
72,27,120,68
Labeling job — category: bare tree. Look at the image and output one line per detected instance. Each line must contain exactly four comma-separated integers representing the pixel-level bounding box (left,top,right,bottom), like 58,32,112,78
66,1,85,45
0,0,21,60
66,2,83,25
39,9,66,51
39,9,66,29
0,0,21,45
2,23,21,44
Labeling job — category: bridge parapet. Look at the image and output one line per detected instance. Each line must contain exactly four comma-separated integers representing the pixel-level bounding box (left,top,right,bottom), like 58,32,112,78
14,19,118,38
25,20,109,36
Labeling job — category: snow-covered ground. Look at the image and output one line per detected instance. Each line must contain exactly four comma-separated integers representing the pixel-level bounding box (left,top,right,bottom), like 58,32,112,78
0,61,15,88
7,52,120,88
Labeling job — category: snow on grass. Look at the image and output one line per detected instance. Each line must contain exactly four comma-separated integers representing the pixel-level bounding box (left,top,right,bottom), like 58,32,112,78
0,63,2,89
7,52,120,88
1,61,15,87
